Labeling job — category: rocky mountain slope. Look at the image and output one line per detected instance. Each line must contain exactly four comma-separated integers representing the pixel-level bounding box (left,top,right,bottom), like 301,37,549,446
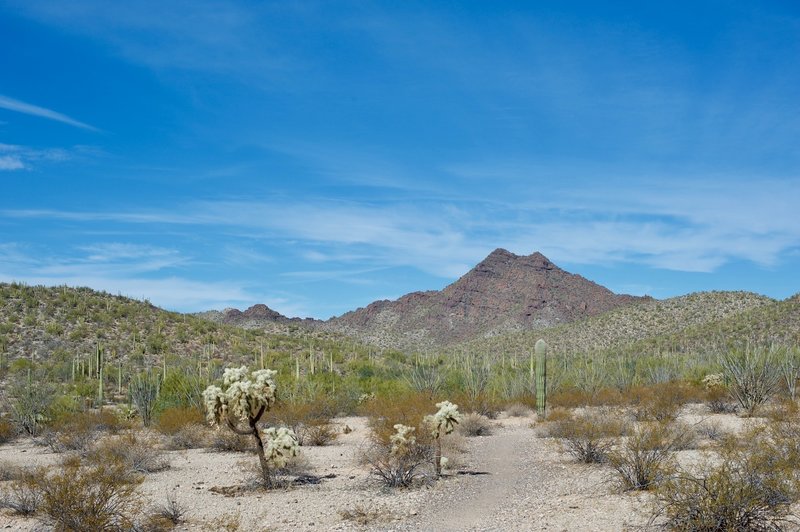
205,249,648,350
323,249,647,349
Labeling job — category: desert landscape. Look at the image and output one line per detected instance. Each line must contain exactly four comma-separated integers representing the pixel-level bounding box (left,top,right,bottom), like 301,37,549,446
2,2,800,531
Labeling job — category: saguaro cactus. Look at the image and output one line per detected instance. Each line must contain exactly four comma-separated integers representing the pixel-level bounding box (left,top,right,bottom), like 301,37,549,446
535,339,547,419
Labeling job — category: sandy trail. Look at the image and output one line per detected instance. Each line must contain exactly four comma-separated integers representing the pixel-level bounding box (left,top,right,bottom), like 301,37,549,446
390,417,646,531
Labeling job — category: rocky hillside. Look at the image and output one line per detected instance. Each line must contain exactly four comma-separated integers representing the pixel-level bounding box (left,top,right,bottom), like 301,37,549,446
323,248,647,349
196,303,313,330
456,290,780,356
0,283,363,380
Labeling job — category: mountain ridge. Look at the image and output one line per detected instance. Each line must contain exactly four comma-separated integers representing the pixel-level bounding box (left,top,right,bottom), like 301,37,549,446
207,248,650,349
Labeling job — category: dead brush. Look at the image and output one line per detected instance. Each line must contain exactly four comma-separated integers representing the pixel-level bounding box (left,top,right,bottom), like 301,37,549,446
652,429,800,530
548,409,626,463
339,504,393,526
89,432,170,473
0,469,41,515
457,412,493,437
21,454,143,530
607,422,680,491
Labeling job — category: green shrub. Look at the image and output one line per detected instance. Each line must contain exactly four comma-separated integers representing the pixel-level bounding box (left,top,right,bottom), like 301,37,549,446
721,346,781,415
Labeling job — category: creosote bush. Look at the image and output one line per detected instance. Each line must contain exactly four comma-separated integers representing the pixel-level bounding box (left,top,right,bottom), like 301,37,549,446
42,408,129,454
629,382,696,422
0,469,41,516
89,432,170,474
266,400,338,447
548,410,626,463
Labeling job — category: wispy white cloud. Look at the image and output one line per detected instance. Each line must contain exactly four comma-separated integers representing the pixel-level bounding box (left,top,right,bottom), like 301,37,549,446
0,155,25,170
0,142,90,170
2,175,798,278
0,242,307,315
0,95,99,131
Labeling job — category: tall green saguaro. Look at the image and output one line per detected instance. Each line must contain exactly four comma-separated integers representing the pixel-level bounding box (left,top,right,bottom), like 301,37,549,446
535,339,547,419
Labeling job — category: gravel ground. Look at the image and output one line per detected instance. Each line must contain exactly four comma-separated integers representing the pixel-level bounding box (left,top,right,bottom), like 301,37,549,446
0,408,764,531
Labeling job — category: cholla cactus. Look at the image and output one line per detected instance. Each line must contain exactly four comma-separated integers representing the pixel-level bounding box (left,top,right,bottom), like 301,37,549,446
263,427,300,468
702,373,725,390
203,366,287,488
390,424,416,456
424,400,461,438
424,401,461,477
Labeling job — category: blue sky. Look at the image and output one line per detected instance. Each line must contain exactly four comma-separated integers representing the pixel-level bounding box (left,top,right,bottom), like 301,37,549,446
1,1,799,318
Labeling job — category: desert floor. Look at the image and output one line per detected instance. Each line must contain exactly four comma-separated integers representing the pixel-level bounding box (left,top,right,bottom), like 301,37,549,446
0,407,769,531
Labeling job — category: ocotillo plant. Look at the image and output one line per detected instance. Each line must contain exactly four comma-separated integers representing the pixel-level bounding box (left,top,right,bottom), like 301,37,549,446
424,400,461,477
203,366,299,488
535,339,547,419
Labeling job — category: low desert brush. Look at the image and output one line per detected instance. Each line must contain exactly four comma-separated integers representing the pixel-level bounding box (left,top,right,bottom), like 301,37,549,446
548,410,626,463
607,422,680,491
23,455,144,530
89,432,170,473
653,434,800,530
364,423,434,488
457,412,493,437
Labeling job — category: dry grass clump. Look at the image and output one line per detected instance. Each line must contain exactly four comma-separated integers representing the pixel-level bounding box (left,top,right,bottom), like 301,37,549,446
208,430,252,453
89,432,170,473
505,402,533,417
607,422,680,491
339,504,393,526
548,410,626,463
457,413,493,437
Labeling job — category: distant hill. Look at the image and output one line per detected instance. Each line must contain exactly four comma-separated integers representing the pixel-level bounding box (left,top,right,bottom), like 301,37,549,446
455,290,796,357
0,283,360,378
321,248,647,349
